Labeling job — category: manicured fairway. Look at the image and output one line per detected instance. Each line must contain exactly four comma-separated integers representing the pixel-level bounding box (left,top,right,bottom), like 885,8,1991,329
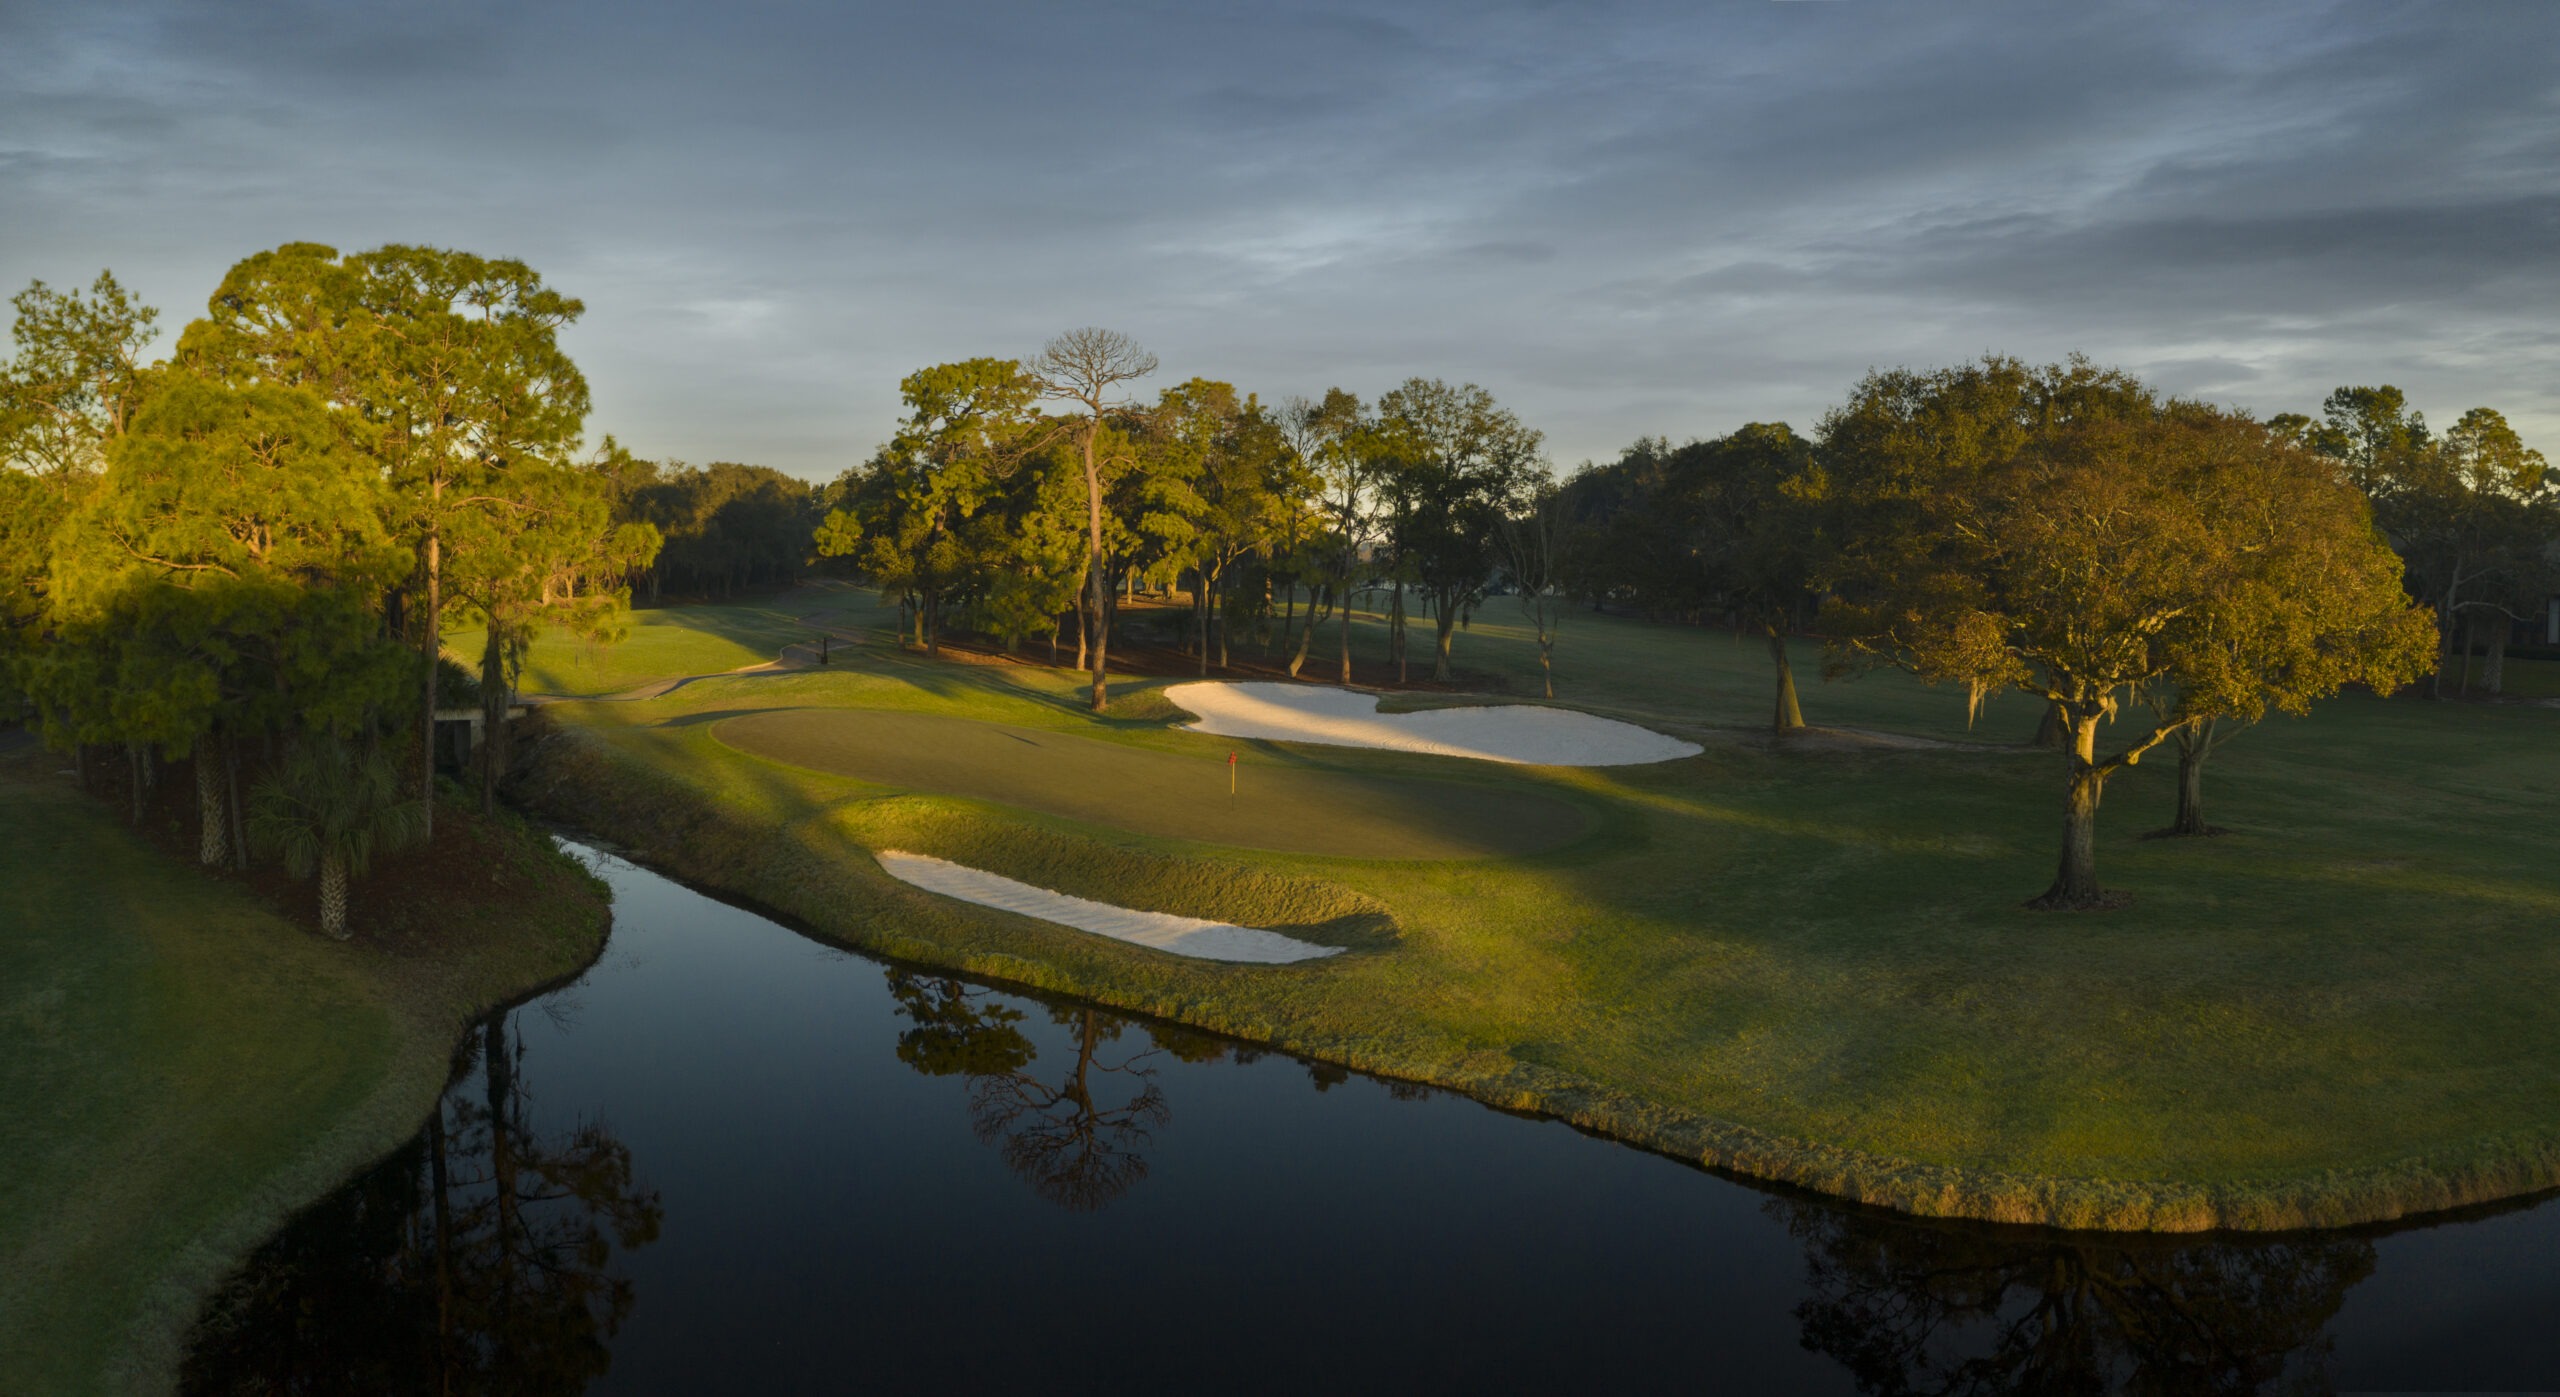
514,587,2560,1229
715,706,1595,860
446,588,876,697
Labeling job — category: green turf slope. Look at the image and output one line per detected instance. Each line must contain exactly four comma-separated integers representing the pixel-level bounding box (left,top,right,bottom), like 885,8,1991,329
713,706,1593,859
445,588,879,698
509,589,2560,1231
0,759,609,1395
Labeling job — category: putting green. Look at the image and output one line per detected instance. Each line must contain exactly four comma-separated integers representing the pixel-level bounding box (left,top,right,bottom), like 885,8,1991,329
714,707,1592,860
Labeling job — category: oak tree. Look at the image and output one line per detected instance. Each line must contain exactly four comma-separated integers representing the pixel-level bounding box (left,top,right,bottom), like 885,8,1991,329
1821,361,2431,908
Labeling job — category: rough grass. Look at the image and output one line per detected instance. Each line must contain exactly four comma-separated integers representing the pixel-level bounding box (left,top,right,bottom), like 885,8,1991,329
0,753,611,1396
507,586,2560,1231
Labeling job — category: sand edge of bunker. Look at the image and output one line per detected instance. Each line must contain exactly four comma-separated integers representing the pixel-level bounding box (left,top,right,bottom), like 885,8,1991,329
1163,680,1705,767
510,720,2560,1234
874,850,1344,964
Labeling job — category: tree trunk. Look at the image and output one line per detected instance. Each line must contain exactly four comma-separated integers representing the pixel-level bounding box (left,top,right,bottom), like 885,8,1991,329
1088,558,1110,711
2032,714,2111,909
1432,594,1457,683
2458,610,2479,696
2484,618,2508,695
2031,701,2069,750
225,735,248,872
1390,582,1407,685
195,735,227,865
1279,581,1297,663
1215,577,1229,669
1338,579,1354,685
1196,571,1210,676
480,624,507,818
1538,625,1555,700
420,520,440,838
2158,719,2219,837
319,853,350,939
1766,625,1804,732
1290,587,1317,678
1084,424,1110,712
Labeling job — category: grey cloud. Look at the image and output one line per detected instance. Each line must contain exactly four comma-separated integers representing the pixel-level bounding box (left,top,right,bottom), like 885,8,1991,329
1,0,2554,475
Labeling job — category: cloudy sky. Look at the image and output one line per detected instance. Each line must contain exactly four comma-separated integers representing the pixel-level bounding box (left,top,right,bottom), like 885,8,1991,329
6,0,2555,477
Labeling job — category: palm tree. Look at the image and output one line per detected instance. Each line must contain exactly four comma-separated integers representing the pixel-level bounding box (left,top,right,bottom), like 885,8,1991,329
247,736,426,939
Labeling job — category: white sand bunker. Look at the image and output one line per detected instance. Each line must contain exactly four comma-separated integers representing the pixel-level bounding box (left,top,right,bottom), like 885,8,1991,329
1164,681,1701,767
874,851,1342,965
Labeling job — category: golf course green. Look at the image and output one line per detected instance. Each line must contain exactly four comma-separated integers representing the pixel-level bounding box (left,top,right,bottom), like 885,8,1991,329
713,706,1595,860
504,587,2560,1232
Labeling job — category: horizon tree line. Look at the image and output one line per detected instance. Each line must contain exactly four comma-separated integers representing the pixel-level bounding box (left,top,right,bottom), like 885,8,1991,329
814,333,1552,710
8,263,2548,915
824,338,2532,908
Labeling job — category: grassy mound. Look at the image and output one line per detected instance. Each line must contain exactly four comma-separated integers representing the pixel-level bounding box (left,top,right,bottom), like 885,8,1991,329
0,752,611,1395
1097,685,1188,724
711,705,1594,860
844,796,1399,951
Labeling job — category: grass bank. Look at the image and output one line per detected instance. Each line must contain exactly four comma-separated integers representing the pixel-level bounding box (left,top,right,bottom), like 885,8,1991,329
0,749,612,1396
506,588,2560,1232
446,589,876,697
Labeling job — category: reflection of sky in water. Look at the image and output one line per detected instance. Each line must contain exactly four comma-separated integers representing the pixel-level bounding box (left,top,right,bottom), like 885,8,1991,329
204,845,2560,1393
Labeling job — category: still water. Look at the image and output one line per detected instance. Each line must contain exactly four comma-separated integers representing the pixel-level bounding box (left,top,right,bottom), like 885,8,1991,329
184,845,2560,1394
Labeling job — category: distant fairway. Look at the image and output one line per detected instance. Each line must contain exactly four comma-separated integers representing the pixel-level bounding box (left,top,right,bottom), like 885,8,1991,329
714,707,1593,860
446,589,879,698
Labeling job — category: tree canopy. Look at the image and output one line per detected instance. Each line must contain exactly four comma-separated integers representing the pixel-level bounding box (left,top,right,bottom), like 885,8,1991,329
3,246,659,927
1818,360,2434,907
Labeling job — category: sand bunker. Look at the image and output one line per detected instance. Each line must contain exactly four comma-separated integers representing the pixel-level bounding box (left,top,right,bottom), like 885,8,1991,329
874,851,1342,965
1164,682,1701,767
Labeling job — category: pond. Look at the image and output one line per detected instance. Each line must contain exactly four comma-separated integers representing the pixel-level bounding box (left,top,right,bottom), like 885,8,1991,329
183,844,2560,1393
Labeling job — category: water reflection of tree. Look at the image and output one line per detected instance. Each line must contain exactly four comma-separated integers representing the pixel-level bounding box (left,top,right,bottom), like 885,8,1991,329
184,1011,663,1395
886,972,1171,1212
1776,1199,2373,1396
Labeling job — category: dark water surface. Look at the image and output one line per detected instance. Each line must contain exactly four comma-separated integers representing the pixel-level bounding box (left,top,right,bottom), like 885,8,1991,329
183,845,2560,1394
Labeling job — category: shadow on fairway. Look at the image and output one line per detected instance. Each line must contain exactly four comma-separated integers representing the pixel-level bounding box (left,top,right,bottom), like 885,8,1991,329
712,707,1593,861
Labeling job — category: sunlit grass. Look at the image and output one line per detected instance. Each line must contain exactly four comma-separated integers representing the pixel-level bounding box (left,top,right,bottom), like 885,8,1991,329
517,586,2560,1229
444,587,876,697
